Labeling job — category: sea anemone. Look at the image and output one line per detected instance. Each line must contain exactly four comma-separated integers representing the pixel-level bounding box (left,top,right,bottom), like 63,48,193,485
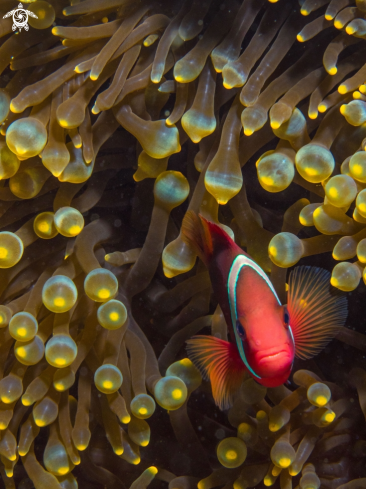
0,0,365,487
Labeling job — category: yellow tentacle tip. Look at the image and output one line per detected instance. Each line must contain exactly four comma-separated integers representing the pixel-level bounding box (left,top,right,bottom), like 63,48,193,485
269,423,280,432
270,121,281,130
329,67,337,75
9,101,19,114
330,277,338,287
315,395,328,406
338,85,347,94
91,104,100,115
35,419,47,427
278,457,291,468
75,444,87,451
323,411,336,423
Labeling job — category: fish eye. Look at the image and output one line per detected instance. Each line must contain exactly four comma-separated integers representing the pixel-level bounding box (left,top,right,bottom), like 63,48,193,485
283,306,290,328
236,319,246,339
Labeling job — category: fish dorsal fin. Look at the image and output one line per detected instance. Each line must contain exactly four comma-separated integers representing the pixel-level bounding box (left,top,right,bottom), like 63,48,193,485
181,211,213,265
186,335,247,410
287,266,348,360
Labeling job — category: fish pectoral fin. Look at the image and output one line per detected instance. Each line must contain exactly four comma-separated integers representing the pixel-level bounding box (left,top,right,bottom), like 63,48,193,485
287,266,348,360
186,335,247,410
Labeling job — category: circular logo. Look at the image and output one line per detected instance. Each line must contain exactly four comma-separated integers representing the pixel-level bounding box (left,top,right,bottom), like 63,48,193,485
3,3,38,32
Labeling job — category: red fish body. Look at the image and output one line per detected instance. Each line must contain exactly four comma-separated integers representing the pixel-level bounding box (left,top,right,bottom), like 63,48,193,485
182,212,347,410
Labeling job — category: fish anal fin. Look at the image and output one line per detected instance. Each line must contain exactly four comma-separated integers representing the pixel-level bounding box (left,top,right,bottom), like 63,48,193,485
287,266,348,360
182,211,213,265
186,335,247,410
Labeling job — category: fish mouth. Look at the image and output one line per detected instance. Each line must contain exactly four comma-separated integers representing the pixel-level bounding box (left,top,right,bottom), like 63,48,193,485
257,348,289,363
259,351,286,363
256,349,292,367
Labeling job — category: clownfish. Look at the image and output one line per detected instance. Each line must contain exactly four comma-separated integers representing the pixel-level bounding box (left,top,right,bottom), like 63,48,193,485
182,212,347,410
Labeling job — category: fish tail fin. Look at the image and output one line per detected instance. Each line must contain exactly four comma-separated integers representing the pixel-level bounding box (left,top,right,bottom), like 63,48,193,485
287,266,348,360
181,211,213,266
186,335,247,410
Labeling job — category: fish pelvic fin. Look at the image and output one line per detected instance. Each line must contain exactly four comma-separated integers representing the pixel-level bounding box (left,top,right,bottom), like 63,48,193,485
186,335,247,410
287,266,348,360
181,211,213,266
